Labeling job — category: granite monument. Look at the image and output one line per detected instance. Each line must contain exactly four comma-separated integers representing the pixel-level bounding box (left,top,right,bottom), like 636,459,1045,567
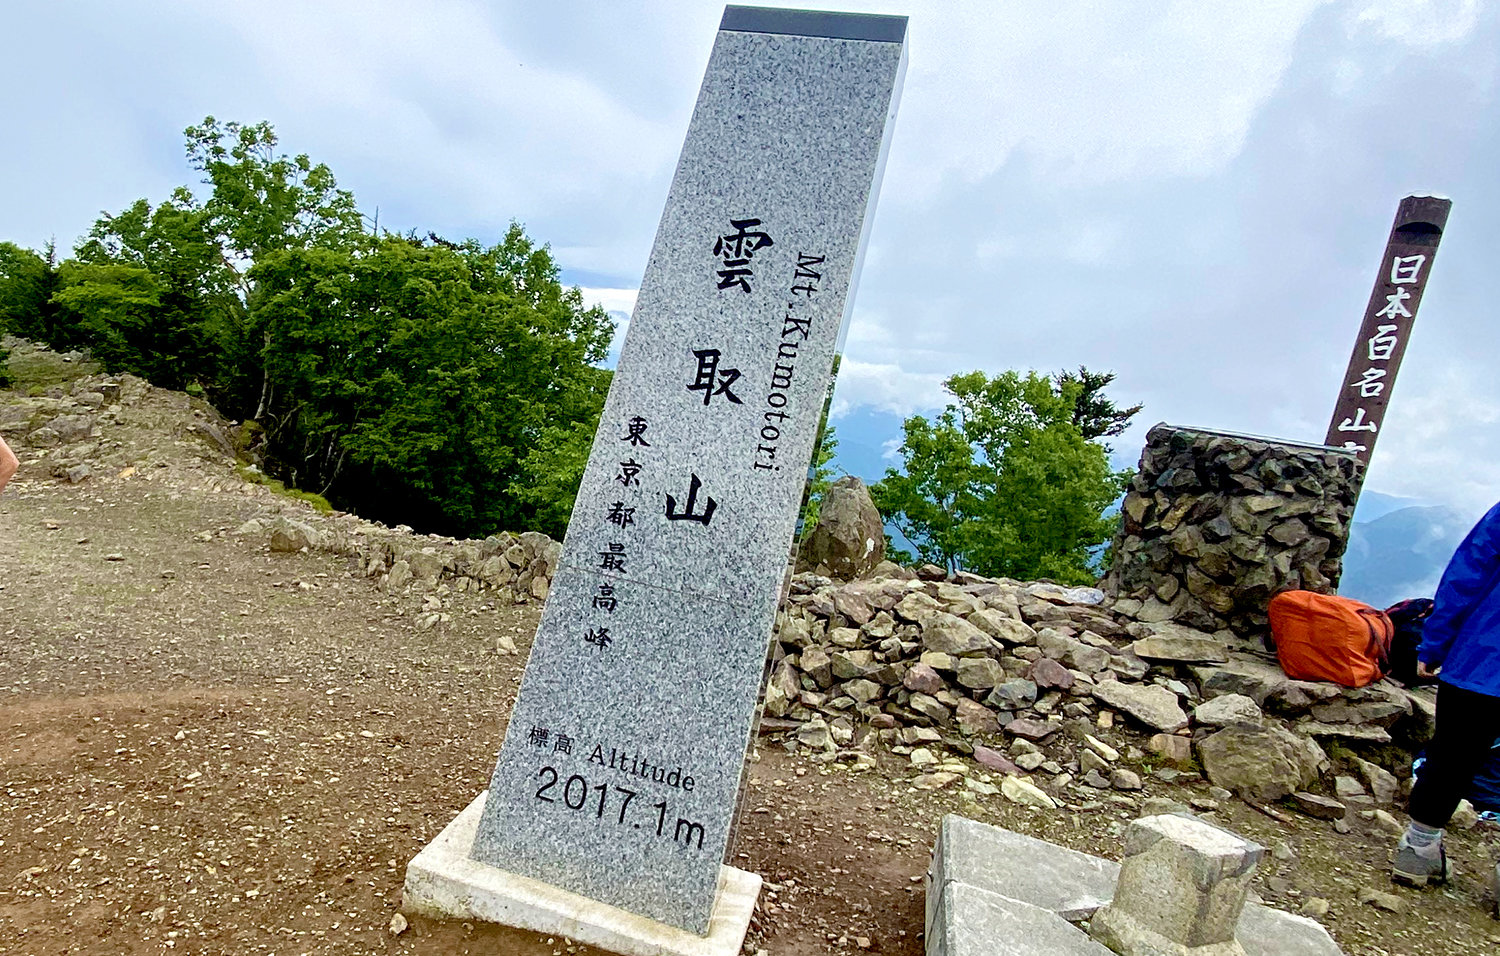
405,5,907,948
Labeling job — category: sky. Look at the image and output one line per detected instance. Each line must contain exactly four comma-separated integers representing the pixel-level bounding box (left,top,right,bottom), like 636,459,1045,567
3,0,1497,530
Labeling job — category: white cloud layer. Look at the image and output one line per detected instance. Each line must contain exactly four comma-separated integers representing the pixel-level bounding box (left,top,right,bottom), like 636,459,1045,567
2,0,1498,522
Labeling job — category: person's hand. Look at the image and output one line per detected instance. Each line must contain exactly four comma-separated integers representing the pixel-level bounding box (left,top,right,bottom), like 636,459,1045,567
1416,660,1440,679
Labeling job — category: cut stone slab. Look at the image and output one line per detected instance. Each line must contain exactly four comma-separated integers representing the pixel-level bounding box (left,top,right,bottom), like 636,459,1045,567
926,815,1342,956
1088,814,1261,955
405,792,760,956
928,881,1114,956
926,816,1118,934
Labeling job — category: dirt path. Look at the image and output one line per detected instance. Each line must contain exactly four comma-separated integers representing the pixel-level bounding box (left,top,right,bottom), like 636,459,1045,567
2,463,1498,954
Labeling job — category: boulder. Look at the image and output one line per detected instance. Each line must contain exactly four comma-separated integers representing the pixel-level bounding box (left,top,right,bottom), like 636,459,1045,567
268,517,319,553
956,657,1007,690
902,662,945,695
1029,657,1074,691
922,613,994,657
1128,632,1229,664
1192,694,1263,728
801,476,886,580
968,609,1038,646
955,698,1000,736
1196,723,1325,801
1092,680,1188,733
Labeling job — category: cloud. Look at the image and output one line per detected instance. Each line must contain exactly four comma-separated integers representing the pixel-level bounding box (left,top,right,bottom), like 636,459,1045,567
830,359,949,420
1353,0,1481,45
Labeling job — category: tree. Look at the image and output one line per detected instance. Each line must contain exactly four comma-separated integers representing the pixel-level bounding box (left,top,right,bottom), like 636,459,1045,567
1053,366,1142,444
0,242,66,344
56,190,233,387
249,228,612,538
799,354,842,537
872,369,1134,583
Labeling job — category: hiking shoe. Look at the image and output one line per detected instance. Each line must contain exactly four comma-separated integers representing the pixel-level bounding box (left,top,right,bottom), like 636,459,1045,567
1391,839,1449,887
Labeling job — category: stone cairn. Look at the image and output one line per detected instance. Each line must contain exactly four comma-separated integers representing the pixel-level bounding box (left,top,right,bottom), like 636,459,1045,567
763,563,1433,820
1102,424,1362,638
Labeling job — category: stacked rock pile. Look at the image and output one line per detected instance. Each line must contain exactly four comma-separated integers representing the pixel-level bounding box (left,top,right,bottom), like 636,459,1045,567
1103,424,1362,637
242,513,562,610
0,351,152,485
764,565,1434,819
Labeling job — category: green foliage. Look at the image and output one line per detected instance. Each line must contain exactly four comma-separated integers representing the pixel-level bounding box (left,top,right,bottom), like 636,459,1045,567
799,354,842,537
0,242,66,344
235,465,333,514
0,116,614,540
872,369,1135,584
0,346,11,390
1053,365,1143,446
249,229,612,538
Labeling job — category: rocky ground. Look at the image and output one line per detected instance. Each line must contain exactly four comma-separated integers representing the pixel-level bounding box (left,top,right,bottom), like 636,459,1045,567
1,344,1498,955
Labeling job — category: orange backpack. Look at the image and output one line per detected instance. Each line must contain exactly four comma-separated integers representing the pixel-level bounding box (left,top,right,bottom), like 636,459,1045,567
1268,590,1394,688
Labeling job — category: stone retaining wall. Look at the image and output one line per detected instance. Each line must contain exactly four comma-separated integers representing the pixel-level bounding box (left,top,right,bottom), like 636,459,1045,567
1102,424,1363,638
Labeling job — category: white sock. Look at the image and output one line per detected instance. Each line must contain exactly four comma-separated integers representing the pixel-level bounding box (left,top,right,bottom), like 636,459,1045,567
1404,821,1443,856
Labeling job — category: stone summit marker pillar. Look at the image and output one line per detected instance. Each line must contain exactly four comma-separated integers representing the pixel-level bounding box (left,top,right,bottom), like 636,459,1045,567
403,6,906,954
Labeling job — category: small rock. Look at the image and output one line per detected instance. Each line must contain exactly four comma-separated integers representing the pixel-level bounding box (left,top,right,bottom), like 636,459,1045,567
1000,775,1056,809
389,913,409,935
1142,797,1191,816
1015,752,1046,772
1299,898,1330,919
1357,885,1407,914
1082,769,1111,789
1290,792,1347,821
1147,733,1193,765
1369,809,1405,836
972,744,1021,776
1109,768,1143,791
1083,734,1120,762
1192,694,1263,728
912,772,962,790
1451,800,1480,830
1005,718,1060,741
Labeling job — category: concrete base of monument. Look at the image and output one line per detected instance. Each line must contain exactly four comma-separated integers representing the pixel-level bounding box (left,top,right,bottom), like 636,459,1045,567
402,792,761,956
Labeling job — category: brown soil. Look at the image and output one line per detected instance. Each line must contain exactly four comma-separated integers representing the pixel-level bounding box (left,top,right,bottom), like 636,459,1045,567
2,387,1499,954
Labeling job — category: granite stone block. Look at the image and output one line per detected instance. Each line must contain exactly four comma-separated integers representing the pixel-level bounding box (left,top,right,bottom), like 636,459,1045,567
404,792,759,956
1088,814,1262,954
469,6,907,935
928,881,1114,956
926,815,1342,956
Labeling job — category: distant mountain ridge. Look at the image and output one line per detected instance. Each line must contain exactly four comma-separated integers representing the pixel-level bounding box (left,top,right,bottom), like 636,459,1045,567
1339,504,1468,609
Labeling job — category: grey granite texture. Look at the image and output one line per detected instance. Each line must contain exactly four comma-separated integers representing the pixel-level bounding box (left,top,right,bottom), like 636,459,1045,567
928,881,1114,956
1088,814,1262,955
926,816,1343,956
471,10,907,936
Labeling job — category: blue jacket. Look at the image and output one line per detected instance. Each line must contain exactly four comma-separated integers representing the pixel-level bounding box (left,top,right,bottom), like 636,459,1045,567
1419,500,1500,697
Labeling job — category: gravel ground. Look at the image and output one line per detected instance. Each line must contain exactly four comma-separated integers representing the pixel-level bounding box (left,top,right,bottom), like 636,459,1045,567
1,380,1498,955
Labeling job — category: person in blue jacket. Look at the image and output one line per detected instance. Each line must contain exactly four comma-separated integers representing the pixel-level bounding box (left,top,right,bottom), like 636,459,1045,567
1392,500,1500,913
